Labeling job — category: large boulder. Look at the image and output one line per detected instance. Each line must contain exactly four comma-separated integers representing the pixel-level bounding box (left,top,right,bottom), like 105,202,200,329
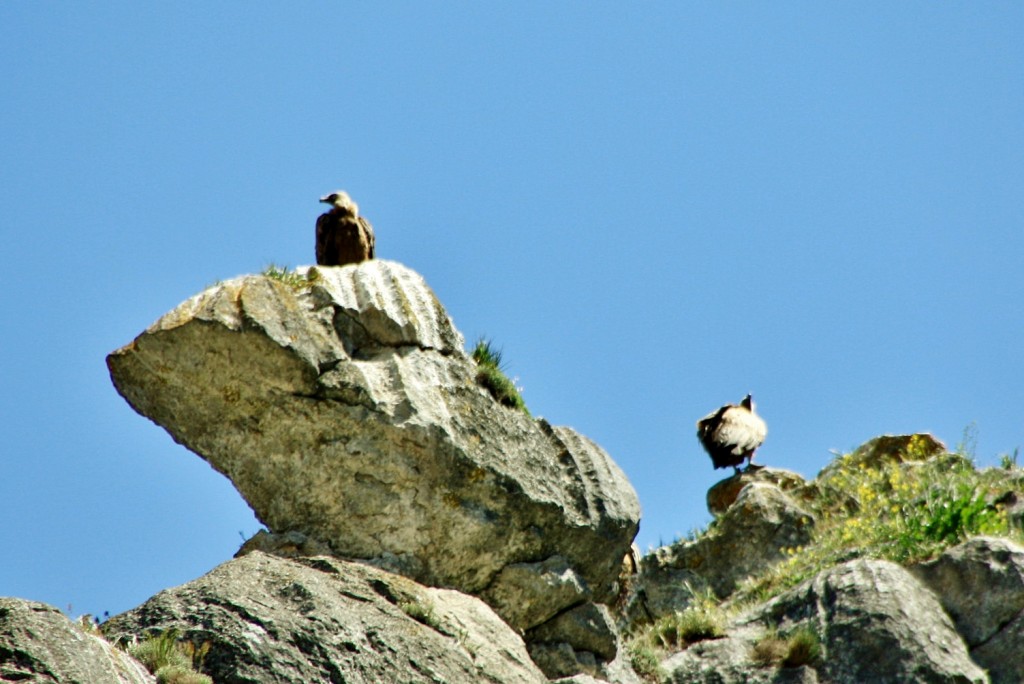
0,598,153,684
106,260,639,653
753,559,987,684
912,537,1024,684
103,551,546,684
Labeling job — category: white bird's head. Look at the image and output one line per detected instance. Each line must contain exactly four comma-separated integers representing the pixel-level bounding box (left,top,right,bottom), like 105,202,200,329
319,190,359,216
741,394,756,411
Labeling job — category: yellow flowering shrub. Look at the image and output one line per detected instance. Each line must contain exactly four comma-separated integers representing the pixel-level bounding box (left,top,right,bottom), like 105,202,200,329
739,442,1019,603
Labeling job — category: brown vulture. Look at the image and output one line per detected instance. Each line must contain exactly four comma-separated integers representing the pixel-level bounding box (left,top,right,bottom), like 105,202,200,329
315,190,376,266
696,394,767,473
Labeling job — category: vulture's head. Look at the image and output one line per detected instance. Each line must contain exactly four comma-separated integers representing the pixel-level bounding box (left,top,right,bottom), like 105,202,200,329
741,394,755,411
319,190,359,216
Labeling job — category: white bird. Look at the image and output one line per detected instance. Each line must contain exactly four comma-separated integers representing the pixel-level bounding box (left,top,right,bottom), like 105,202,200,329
696,394,767,473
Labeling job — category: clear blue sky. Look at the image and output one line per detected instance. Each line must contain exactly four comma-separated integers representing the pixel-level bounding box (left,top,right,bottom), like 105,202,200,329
2,4,1022,620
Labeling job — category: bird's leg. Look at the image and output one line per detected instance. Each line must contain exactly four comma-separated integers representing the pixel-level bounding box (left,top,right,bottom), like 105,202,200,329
743,453,765,473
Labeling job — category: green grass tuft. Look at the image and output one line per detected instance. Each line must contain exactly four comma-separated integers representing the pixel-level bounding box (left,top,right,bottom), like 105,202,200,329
127,629,211,684
751,627,821,669
263,263,313,289
632,586,726,657
399,598,443,630
471,338,529,414
129,629,191,673
750,630,789,667
156,665,213,684
781,627,821,668
627,641,664,682
1000,447,1020,470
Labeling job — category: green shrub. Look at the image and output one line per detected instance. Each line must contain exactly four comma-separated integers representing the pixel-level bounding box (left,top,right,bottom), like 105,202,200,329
471,338,528,414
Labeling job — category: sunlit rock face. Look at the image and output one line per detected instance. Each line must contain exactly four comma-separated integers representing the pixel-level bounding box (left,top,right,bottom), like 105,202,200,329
107,259,640,666
0,598,155,684
102,551,548,684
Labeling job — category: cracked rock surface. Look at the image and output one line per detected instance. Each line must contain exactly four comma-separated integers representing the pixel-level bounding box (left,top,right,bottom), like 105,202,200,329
102,551,546,684
912,536,1024,684
106,260,640,645
0,598,154,684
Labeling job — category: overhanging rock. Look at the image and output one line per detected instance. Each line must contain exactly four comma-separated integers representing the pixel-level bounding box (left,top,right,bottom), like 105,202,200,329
107,260,640,629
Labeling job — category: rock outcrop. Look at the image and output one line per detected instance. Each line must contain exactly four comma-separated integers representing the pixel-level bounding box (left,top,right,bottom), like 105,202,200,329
755,559,987,683
0,255,1005,683
106,260,640,678
628,436,1024,683
912,536,1024,684
5,412,1023,683
631,468,815,624
661,559,988,683
103,551,546,684
0,598,153,684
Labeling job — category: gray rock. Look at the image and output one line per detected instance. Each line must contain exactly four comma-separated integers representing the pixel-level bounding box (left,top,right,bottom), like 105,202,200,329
912,537,1024,684
755,558,987,684
662,631,819,684
106,260,640,633
528,642,643,683
973,613,1024,684
482,556,591,633
706,466,812,517
529,603,619,661
237,529,334,558
636,480,815,620
529,641,593,679
103,551,546,684
818,434,947,479
526,602,642,682
552,676,606,684
0,598,154,684
661,558,987,683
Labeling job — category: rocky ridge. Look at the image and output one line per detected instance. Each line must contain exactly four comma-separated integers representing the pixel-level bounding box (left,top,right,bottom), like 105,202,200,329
2,261,1023,683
